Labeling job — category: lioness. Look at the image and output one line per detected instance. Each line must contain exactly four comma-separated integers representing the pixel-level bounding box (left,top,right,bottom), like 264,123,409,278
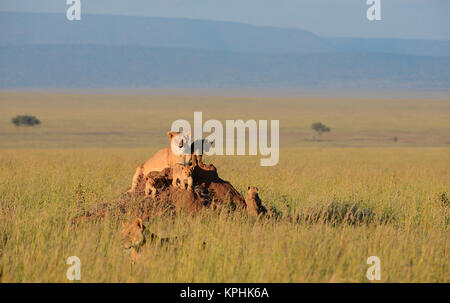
128,131,191,193
121,218,186,263
172,163,193,190
245,186,267,216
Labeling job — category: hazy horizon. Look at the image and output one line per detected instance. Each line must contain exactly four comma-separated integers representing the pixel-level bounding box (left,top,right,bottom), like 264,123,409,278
2,88,449,100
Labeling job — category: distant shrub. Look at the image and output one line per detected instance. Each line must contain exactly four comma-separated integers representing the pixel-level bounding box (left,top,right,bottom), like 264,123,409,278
311,122,331,136
11,115,41,127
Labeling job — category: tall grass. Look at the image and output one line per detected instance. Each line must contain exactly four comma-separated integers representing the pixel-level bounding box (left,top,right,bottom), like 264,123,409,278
0,148,448,282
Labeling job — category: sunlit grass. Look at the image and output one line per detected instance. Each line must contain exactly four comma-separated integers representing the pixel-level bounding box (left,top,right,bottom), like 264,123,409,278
0,147,448,282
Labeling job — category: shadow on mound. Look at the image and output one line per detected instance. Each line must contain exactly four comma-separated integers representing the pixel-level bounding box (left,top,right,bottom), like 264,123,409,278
72,164,247,225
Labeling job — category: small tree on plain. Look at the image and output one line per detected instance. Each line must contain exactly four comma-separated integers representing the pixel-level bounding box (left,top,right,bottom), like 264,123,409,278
11,115,41,127
312,122,330,138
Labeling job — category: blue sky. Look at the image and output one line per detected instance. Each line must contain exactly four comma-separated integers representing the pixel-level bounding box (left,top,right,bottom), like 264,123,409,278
1,0,449,40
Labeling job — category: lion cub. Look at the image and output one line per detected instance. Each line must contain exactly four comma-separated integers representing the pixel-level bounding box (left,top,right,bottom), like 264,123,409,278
144,177,157,198
245,186,267,216
144,168,171,198
172,164,193,190
190,138,214,169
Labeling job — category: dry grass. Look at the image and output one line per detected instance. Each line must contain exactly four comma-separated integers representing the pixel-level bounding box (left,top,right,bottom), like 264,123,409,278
0,92,449,282
1,92,449,148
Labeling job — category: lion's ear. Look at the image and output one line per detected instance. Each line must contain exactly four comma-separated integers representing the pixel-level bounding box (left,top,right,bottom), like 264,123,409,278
256,187,259,191
134,218,143,232
122,220,128,227
247,186,250,191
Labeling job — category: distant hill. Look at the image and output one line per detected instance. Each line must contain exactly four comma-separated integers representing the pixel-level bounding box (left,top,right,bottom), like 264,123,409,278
0,12,449,89
2,12,450,57
0,12,331,54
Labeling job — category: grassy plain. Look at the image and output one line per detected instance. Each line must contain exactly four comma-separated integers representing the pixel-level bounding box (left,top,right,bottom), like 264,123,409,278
0,92,448,282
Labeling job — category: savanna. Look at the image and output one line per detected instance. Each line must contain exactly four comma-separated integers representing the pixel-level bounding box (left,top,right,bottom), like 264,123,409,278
0,92,448,282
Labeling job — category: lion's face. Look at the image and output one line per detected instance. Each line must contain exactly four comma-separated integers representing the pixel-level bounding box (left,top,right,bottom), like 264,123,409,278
174,165,194,190
121,218,145,250
180,165,193,178
168,131,191,158
247,186,259,196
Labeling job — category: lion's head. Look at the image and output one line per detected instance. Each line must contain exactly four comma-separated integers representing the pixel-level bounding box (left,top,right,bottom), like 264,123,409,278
168,130,192,164
247,186,259,197
121,218,145,250
174,164,194,190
